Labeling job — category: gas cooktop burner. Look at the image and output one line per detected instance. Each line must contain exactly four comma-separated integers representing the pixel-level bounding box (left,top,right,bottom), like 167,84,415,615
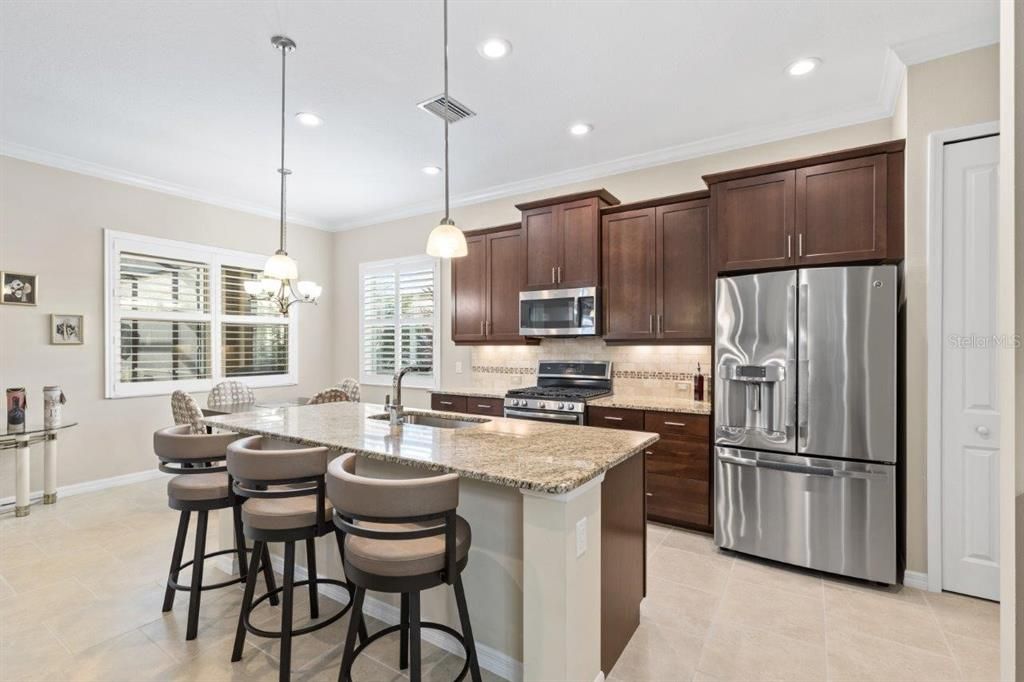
506,386,611,401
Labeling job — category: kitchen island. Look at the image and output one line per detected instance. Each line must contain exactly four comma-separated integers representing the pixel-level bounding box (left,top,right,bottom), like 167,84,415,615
203,401,657,681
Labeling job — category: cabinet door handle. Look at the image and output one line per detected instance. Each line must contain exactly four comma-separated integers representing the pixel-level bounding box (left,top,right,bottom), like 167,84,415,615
552,266,556,284
480,321,484,335
649,314,654,334
657,314,663,334
664,421,688,427
604,416,624,422
787,235,792,259
798,233,804,257
557,266,562,283
644,450,653,455
486,320,491,335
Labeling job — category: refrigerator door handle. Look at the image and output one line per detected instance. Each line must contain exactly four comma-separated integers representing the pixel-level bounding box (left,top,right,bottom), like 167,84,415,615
717,453,835,477
797,282,809,448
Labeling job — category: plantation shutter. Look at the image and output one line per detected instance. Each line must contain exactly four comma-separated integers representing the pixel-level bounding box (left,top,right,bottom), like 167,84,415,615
220,265,289,377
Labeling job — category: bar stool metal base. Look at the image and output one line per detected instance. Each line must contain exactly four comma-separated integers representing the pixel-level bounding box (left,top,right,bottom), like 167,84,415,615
345,620,475,682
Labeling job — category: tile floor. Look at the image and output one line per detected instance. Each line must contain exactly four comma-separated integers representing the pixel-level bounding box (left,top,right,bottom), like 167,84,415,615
0,478,1000,682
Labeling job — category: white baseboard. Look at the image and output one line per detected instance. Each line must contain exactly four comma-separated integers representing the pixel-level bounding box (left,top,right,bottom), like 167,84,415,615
226,552,523,682
0,468,163,507
903,570,930,590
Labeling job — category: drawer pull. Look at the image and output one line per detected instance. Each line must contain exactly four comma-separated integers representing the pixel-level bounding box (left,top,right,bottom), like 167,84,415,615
604,416,624,421
440,401,454,406
476,404,492,409
645,492,653,497
664,421,687,427
644,450,653,455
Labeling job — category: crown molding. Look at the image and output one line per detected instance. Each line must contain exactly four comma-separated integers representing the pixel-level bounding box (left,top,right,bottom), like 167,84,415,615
891,20,998,66
0,141,325,231
877,48,907,118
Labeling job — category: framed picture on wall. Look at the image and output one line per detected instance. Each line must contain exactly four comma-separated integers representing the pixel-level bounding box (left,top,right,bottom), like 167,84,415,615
1,272,38,306
51,314,84,345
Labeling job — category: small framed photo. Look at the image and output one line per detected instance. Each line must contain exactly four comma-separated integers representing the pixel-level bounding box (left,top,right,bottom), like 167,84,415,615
51,314,84,345
1,272,38,306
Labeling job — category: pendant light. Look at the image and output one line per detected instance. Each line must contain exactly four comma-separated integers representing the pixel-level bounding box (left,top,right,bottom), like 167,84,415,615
244,35,323,313
425,0,468,258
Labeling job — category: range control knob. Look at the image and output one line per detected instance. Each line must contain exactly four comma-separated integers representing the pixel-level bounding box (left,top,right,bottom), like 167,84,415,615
557,403,565,410
538,402,546,409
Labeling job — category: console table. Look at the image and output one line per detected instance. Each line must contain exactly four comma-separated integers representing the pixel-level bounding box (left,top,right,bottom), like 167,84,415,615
1,422,77,517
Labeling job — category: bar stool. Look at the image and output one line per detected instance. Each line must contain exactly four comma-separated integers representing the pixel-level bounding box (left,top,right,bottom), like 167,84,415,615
227,436,362,682
326,453,482,682
153,425,278,641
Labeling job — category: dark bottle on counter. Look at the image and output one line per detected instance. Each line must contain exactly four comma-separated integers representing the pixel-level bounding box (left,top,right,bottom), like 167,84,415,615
693,364,705,402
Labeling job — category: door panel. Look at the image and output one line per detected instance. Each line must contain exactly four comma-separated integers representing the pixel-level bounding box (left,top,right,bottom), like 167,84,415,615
522,206,559,289
559,199,601,288
486,230,526,341
796,155,887,264
797,265,896,463
940,134,1000,600
451,235,487,342
714,447,897,584
715,170,795,272
658,200,711,339
602,209,657,340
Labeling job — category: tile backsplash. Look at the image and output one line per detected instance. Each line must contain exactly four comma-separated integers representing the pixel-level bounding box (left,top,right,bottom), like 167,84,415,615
468,339,712,400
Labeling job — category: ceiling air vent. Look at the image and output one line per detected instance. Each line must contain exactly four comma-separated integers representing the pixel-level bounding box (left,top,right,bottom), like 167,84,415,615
417,94,476,123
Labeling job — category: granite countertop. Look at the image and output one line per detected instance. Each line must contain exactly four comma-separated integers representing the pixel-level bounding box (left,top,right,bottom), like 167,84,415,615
589,395,712,415
432,388,508,399
202,402,658,495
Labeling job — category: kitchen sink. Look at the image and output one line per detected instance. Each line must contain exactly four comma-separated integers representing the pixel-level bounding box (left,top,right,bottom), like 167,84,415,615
368,412,488,429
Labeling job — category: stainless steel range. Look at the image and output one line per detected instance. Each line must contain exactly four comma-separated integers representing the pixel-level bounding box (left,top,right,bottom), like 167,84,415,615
503,361,612,425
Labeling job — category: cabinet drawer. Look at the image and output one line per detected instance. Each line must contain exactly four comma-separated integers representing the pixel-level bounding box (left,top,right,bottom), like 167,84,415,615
646,473,709,529
431,394,468,413
645,439,709,481
465,397,504,416
644,412,709,441
588,406,644,431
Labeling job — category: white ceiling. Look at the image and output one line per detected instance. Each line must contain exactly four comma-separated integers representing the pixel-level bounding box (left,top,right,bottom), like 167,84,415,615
0,1,998,231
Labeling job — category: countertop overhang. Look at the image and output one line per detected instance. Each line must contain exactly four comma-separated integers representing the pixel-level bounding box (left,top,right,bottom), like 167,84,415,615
202,402,658,495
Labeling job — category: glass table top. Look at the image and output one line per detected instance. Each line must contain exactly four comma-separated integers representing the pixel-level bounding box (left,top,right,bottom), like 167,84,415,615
1,421,78,439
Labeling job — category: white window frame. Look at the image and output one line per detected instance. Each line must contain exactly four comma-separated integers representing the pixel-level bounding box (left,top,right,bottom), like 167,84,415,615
358,255,440,390
104,229,299,398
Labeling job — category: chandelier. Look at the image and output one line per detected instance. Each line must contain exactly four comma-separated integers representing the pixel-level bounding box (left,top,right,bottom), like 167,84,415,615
244,35,323,314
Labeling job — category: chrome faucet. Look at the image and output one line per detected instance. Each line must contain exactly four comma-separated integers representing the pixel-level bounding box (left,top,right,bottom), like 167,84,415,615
386,365,430,425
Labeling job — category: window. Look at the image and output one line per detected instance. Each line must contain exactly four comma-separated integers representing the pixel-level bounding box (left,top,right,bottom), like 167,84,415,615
105,230,298,398
359,255,439,389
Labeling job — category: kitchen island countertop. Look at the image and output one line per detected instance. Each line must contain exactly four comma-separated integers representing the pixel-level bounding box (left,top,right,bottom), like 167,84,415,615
202,401,657,494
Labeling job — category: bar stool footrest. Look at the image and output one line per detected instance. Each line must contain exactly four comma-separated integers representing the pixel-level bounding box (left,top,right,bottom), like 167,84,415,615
351,621,472,682
167,547,253,592
242,578,355,639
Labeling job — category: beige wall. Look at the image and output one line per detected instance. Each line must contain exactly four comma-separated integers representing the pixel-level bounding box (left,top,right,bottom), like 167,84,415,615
903,45,1000,574
333,117,896,411
0,156,336,498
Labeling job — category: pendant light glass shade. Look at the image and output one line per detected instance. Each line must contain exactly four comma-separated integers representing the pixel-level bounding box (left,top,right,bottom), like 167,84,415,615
263,252,299,280
426,220,468,258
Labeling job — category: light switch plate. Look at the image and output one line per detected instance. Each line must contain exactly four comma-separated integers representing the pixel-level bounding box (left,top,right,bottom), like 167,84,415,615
575,517,587,557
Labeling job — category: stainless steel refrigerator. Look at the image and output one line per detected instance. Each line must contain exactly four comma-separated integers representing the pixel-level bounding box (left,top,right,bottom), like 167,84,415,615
714,265,898,584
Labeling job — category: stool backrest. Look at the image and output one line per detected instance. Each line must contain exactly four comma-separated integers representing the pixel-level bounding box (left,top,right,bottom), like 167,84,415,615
208,381,255,407
336,378,361,403
327,453,461,582
153,424,239,474
308,387,351,405
227,435,331,532
171,390,206,434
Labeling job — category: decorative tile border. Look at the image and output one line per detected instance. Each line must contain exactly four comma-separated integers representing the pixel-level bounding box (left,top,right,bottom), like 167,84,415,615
612,370,698,381
471,365,534,375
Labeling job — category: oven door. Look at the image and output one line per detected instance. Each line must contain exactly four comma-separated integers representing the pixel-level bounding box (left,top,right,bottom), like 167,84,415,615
504,408,583,425
519,287,598,336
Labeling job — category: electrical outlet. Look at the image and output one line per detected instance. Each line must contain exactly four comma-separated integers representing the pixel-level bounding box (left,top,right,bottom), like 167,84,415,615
575,517,587,557
511,376,522,386
455,361,463,374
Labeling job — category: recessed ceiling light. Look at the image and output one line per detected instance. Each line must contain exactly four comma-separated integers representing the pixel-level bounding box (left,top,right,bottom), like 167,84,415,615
422,166,442,176
477,38,512,60
569,122,593,136
295,112,323,127
786,58,820,77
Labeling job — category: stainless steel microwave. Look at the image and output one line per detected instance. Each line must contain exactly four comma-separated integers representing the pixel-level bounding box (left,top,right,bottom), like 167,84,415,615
519,287,598,337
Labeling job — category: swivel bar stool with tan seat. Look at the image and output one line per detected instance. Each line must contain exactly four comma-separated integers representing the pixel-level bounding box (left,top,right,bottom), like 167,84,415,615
327,453,482,682
227,436,363,682
153,425,278,641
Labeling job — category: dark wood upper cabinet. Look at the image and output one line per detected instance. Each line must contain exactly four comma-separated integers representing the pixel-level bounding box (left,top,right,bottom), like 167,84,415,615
517,189,619,290
714,170,795,272
451,224,535,345
658,199,712,341
796,154,887,265
602,193,711,343
602,208,657,341
451,234,488,342
706,140,904,273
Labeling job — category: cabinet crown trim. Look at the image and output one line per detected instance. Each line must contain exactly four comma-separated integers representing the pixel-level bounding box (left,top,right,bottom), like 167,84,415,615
702,139,905,186
464,222,522,237
601,190,710,215
515,188,620,211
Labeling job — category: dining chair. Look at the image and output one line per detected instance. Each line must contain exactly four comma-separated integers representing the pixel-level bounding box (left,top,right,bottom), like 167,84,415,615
307,387,351,405
336,378,361,403
208,380,255,407
171,390,206,434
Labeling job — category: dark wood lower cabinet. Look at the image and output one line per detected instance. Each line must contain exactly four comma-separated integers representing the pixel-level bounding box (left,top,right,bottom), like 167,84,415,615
464,397,503,416
430,394,468,413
